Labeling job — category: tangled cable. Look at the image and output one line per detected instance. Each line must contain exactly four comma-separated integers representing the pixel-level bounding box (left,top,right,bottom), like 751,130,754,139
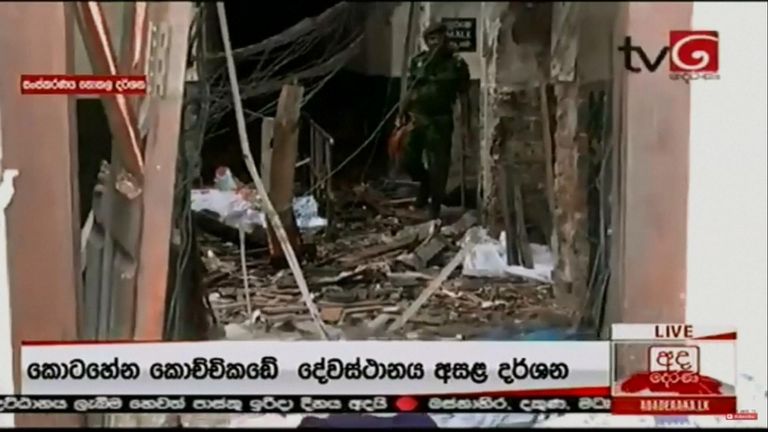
205,2,381,138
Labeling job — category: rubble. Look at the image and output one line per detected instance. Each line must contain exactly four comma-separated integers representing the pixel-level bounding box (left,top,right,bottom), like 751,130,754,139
196,180,566,341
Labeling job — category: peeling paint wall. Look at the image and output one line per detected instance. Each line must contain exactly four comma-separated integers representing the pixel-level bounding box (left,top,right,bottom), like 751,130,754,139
482,3,617,231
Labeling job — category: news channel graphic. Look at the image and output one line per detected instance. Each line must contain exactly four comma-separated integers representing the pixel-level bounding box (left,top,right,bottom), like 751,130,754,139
19,74,147,95
13,340,612,414
610,324,737,416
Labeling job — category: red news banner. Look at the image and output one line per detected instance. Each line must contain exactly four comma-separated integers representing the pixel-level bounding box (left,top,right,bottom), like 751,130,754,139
20,74,147,95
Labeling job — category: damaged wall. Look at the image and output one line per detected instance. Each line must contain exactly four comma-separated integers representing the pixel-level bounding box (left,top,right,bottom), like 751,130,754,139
478,3,619,318
479,3,544,238
482,2,618,226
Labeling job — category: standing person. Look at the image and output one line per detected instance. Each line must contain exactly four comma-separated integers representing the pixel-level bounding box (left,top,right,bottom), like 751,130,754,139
397,21,471,220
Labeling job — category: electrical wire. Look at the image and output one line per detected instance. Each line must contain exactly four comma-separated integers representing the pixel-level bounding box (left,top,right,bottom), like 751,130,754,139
204,2,372,131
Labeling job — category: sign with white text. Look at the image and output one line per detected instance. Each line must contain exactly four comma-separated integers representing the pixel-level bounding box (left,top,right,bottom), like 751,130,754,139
441,18,477,52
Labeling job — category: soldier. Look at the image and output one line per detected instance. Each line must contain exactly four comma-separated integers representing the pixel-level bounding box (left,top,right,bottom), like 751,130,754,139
398,21,471,220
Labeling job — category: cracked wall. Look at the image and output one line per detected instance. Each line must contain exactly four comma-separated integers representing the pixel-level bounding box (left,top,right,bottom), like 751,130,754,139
480,3,618,313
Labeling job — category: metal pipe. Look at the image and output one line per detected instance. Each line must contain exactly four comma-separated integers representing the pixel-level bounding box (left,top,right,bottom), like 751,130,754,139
216,2,329,340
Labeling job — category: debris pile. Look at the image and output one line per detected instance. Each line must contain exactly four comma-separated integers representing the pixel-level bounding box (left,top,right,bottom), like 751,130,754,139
192,176,567,341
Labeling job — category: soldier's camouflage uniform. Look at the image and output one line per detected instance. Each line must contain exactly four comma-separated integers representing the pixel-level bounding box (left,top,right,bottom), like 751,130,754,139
402,45,470,218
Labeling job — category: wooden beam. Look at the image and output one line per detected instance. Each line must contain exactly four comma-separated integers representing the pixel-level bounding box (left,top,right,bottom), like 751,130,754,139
260,117,274,194
538,78,558,256
267,85,304,265
512,177,533,268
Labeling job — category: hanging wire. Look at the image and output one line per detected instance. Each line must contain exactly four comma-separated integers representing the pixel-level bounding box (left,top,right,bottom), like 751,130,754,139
204,2,374,138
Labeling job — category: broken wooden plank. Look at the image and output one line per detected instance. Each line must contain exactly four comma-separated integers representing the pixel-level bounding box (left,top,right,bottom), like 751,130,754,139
498,142,518,266
399,235,449,269
260,117,275,194
267,84,305,265
388,271,431,287
512,179,534,268
340,305,385,323
383,197,416,206
538,78,557,256
212,298,274,311
415,235,449,264
320,306,343,323
260,305,308,315
441,211,478,238
394,220,440,242
338,235,417,265
264,313,310,326
367,314,395,333
387,238,471,333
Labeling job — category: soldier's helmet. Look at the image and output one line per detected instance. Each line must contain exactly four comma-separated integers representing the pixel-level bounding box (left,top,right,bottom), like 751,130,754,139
423,21,448,38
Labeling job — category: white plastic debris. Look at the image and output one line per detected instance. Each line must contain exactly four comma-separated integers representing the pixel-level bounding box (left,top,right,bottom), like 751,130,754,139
190,189,327,233
214,167,239,191
461,228,554,282
293,195,328,229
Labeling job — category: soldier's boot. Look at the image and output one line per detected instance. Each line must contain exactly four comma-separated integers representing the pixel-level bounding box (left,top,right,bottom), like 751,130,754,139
428,150,451,220
415,178,430,209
